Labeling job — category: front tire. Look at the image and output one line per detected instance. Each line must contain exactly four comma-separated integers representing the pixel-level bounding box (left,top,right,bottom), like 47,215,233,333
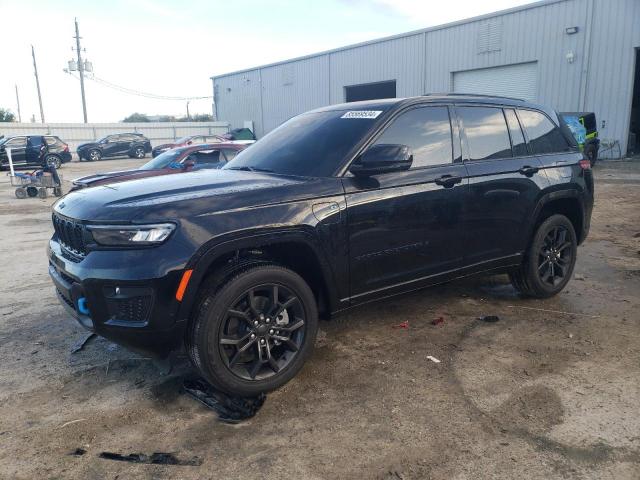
188,264,318,397
133,146,146,159
88,149,102,162
510,214,577,298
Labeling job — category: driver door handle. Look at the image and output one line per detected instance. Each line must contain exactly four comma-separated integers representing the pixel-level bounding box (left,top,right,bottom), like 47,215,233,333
518,165,539,177
435,174,462,188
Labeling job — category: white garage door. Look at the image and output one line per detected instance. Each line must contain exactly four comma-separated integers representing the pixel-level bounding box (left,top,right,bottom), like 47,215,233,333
453,62,538,101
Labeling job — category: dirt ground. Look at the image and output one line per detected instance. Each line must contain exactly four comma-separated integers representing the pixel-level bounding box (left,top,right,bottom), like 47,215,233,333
0,158,639,480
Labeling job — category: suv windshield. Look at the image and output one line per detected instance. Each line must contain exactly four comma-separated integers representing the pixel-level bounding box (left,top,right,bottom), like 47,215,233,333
140,148,186,170
223,110,382,177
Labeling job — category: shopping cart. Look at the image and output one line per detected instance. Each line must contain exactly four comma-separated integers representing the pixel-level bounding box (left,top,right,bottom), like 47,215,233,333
10,169,63,199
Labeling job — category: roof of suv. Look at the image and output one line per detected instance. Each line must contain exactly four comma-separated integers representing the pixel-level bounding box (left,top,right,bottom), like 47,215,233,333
311,94,557,124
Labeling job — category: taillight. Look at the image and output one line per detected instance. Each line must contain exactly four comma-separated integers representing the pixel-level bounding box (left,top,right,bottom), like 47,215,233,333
579,159,591,170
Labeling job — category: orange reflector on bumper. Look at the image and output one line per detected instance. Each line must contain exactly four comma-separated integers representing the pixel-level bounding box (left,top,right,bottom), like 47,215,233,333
175,269,193,301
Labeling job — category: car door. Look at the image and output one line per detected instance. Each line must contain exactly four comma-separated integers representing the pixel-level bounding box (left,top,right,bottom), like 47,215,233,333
457,105,549,266
342,104,468,302
25,136,47,166
101,135,121,157
3,136,27,166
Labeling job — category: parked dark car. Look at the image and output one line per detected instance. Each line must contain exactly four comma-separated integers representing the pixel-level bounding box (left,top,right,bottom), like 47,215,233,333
151,134,225,157
71,143,246,191
0,135,71,169
48,94,593,397
77,133,152,161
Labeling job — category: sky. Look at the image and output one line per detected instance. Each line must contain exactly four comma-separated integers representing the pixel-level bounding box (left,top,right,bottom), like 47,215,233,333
0,0,535,123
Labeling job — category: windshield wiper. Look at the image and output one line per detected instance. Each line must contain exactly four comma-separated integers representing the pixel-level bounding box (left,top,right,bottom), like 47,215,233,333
227,166,274,173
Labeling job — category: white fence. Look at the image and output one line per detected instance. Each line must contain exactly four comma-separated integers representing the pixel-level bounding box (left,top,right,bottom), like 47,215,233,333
0,121,231,156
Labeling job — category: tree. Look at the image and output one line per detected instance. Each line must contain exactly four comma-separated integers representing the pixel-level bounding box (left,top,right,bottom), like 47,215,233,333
190,113,213,122
122,112,150,123
0,108,16,122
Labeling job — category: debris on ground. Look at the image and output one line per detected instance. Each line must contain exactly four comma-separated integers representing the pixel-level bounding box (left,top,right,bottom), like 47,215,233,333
98,451,202,466
426,356,441,364
431,316,444,326
478,315,500,323
574,273,586,281
70,333,96,354
70,448,86,456
392,321,409,329
183,378,266,423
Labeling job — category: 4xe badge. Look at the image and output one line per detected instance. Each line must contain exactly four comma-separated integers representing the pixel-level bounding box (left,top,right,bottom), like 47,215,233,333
341,110,382,119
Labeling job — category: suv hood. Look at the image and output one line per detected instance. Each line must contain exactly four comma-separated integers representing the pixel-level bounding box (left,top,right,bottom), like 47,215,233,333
53,169,320,222
74,169,142,185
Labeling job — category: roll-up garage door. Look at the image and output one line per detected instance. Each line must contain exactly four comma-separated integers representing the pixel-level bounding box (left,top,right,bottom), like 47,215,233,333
453,62,538,101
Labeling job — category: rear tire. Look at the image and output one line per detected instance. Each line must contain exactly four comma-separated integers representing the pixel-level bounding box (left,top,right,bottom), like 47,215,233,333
187,263,318,397
510,214,577,298
15,187,27,199
45,155,62,169
133,146,146,159
37,187,48,199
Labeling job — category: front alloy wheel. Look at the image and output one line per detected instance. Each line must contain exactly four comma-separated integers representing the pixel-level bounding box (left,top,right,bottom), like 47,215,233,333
134,147,145,158
188,264,318,397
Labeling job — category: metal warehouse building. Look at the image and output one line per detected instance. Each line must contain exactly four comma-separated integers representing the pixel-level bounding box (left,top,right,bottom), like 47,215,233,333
212,0,640,158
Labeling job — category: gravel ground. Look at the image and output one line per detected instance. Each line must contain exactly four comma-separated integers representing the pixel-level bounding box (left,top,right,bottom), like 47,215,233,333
0,158,639,479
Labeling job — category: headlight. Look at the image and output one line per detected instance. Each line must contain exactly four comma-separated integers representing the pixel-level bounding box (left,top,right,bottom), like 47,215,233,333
87,223,175,246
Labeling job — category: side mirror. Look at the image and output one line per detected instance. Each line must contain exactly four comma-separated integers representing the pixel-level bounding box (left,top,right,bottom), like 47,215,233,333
349,144,413,176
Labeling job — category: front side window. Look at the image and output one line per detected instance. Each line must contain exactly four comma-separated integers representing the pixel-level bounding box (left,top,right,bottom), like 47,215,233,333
518,109,571,155
372,106,452,168
224,109,385,177
458,106,512,161
5,137,26,148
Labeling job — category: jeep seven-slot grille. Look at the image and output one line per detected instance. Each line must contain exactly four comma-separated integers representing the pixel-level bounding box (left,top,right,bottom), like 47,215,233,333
52,214,88,256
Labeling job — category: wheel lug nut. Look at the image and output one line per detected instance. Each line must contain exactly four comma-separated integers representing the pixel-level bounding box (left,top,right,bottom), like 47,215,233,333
254,320,259,326
260,338,266,344
250,333,256,339
266,318,271,323
259,314,265,320
269,329,274,335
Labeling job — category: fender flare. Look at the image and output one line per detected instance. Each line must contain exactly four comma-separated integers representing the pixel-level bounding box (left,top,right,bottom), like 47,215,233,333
524,188,586,248
176,227,339,321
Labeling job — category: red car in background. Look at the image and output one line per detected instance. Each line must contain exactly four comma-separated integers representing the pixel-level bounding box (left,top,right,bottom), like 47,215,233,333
71,143,246,191
151,128,257,157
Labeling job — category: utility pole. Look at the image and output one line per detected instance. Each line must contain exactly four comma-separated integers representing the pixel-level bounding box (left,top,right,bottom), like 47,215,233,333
74,18,88,123
31,45,45,123
15,85,22,123
186,101,191,120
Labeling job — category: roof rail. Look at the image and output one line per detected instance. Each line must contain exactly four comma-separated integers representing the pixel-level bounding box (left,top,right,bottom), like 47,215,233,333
423,92,526,102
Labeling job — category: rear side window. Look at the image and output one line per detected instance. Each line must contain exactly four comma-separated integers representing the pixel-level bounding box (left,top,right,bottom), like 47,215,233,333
458,107,512,161
45,136,58,146
517,109,571,154
504,109,528,156
372,106,453,168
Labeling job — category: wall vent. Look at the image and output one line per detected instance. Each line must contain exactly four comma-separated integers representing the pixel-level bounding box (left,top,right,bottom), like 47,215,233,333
477,19,503,53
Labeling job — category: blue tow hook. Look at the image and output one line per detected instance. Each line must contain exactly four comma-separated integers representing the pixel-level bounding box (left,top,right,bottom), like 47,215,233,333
77,297,90,315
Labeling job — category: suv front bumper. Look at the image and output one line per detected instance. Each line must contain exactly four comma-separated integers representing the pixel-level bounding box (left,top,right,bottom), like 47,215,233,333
47,239,189,358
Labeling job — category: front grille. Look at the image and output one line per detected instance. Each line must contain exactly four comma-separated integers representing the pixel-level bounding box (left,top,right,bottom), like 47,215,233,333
52,214,89,256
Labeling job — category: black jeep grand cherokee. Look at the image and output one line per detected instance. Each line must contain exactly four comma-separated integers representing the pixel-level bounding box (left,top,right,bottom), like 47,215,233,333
48,95,593,396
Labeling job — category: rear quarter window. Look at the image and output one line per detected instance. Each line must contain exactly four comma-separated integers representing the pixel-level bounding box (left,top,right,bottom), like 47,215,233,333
518,109,572,155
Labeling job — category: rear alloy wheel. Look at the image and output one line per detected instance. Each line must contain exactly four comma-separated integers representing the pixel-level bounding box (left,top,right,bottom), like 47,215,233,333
510,214,577,298
45,155,61,169
134,147,145,159
188,264,318,397
88,149,102,161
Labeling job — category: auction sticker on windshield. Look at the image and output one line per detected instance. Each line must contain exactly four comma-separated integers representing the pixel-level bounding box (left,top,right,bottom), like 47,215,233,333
341,110,382,119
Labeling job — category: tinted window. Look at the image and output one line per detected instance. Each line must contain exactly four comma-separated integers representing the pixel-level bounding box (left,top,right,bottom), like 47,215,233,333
224,109,383,177
192,150,221,165
372,106,452,168
504,109,527,156
45,136,58,146
139,148,184,170
518,109,571,154
222,149,239,161
5,137,26,148
458,107,512,161
27,136,44,147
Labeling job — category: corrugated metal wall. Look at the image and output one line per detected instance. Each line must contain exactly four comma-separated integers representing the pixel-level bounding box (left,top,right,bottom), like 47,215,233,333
213,0,640,157
0,121,230,153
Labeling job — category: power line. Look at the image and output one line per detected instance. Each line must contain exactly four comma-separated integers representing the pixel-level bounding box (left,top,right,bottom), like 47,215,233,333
64,69,211,101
